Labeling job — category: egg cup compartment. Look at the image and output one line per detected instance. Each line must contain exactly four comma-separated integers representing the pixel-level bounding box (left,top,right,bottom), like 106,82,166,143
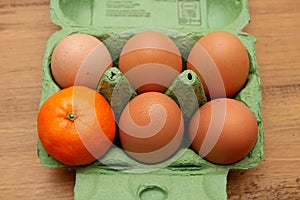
38,0,263,199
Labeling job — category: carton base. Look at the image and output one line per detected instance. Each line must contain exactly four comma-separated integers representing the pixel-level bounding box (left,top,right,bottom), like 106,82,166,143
75,168,229,200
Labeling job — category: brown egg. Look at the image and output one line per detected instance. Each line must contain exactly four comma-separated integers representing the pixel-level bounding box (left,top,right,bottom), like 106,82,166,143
118,31,182,93
187,31,249,98
118,92,184,164
189,98,258,165
51,33,112,89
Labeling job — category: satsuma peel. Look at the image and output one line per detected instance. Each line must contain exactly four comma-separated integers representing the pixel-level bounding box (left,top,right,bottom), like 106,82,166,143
37,86,116,166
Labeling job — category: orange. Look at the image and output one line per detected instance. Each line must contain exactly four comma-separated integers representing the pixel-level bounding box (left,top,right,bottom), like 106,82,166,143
37,86,116,166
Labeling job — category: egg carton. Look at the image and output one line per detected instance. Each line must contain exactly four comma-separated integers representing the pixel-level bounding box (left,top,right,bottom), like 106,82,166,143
38,0,264,199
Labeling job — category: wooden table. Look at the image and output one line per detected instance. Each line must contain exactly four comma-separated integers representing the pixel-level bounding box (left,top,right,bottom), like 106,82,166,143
0,0,299,199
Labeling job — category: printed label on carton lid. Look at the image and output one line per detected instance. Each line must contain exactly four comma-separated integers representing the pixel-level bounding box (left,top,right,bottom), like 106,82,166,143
93,0,207,28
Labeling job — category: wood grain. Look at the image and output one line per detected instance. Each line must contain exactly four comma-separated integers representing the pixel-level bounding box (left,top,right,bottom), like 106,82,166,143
0,0,299,199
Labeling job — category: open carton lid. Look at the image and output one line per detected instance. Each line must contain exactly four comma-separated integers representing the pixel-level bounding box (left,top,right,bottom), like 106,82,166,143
50,0,250,32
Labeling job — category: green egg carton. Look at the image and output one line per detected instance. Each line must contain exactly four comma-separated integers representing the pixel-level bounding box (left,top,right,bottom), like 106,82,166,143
38,0,264,199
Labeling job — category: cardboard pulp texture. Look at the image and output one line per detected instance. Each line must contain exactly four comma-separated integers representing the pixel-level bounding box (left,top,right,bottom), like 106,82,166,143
38,0,264,199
